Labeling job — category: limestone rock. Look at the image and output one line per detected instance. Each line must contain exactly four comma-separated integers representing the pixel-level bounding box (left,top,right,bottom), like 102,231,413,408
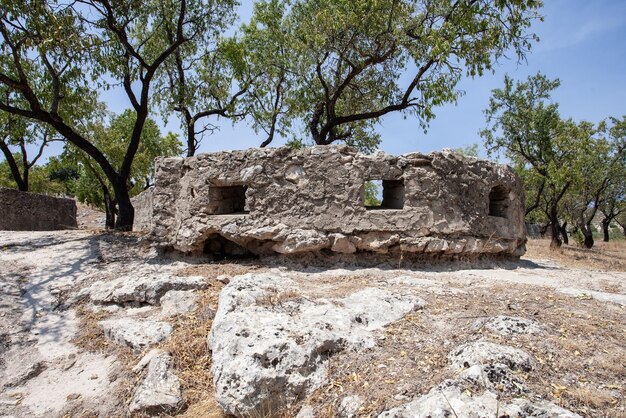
378,381,580,418
79,274,207,305
476,316,546,336
210,273,425,417
339,395,364,418
2,361,47,388
448,341,535,372
132,349,165,373
129,352,182,414
100,318,172,350
271,229,329,254
295,405,315,418
160,290,198,317
378,381,503,418
459,364,528,394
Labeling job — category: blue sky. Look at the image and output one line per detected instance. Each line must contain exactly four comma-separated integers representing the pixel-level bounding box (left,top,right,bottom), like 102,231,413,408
180,0,626,156
12,0,626,161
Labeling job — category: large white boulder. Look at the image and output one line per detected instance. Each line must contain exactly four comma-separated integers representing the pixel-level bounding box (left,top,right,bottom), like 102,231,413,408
210,273,425,417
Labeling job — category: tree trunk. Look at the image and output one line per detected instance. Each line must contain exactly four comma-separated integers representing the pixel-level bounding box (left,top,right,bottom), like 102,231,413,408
601,218,611,242
113,182,134,231
0,140,28,191
103,188,116,230
579,216,594,249
559,221,568,245
186,116,196,157
549,200,562,249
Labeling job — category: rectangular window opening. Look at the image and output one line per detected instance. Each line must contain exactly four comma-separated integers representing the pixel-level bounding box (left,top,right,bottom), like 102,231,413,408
208,184,249,215
364,179,404,210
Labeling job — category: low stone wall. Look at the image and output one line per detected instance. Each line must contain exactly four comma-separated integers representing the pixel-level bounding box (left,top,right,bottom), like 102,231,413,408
0,187,77,231
131,188,154,232
150,146,526,257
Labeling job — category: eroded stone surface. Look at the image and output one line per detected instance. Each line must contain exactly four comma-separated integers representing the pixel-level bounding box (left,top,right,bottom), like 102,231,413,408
100,318,172,350
448,341,535,371
160,290,198,317
476,315,546,336
210,273,425,417
147,146,526,257
378,380,581,418
78,274,207,305
129,352,182,414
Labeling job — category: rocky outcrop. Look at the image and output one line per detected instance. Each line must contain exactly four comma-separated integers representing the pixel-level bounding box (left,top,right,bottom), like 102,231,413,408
475,315,546,336
149,146,526,257
378,380,581,418
209,273,425,417
76,274,207,306
379,337,580,418
129,351,182,414
448,341,536,371
100,318,172,351
131,187,154,233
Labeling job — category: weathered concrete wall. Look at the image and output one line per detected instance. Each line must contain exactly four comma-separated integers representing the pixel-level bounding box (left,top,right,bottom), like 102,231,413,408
131,188,154,232
0,187,77,231
150,146,526,257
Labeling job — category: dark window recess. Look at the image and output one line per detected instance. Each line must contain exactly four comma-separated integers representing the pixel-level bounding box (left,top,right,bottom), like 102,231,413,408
488,185,509,218
365,179,405,210
208,185,249,214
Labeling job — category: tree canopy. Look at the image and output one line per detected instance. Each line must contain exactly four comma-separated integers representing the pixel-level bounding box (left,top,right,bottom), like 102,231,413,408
482,73,626,248
239,0,543,151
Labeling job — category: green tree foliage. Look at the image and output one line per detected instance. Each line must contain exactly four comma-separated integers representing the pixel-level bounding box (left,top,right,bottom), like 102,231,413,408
483,74,626,249
242,0,542,151
0,155,69,195
69,110,182,228
452,143,479,157
154,0,241,157
481,74,583,248
0,109,58,191
364,180,382,206
596,116,626,242
0,0,211,229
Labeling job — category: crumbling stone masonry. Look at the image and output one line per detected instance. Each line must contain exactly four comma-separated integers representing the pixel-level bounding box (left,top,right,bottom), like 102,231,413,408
145,145,526,257
0,187,77,231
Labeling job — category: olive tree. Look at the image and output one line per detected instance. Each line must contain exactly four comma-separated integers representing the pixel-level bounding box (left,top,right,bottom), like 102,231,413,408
244,0,543,150
0,0,213,229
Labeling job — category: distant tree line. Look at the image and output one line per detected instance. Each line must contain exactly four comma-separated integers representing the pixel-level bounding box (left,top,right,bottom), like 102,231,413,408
481,73,626,249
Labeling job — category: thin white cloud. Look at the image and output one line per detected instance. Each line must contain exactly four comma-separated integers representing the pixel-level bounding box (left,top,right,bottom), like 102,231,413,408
535,0,626,52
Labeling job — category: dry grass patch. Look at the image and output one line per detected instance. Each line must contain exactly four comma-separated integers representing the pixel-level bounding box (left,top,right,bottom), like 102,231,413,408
302,282,625,418
525,238,626,271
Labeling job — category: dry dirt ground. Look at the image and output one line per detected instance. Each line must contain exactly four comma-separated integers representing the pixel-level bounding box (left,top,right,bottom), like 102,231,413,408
0,230,624,418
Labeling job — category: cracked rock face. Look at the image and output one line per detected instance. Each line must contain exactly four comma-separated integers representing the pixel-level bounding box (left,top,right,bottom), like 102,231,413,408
378,337,580,418
377,380,581,418
476,315,546,336
144,146,526,257
448,341,536,372
77,274,207,306
129,352,182,414
100,318,172,351
210,273,425,417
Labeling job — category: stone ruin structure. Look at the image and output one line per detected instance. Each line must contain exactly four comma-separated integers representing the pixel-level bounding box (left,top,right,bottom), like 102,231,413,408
0,187,77,231
141,145,526,258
